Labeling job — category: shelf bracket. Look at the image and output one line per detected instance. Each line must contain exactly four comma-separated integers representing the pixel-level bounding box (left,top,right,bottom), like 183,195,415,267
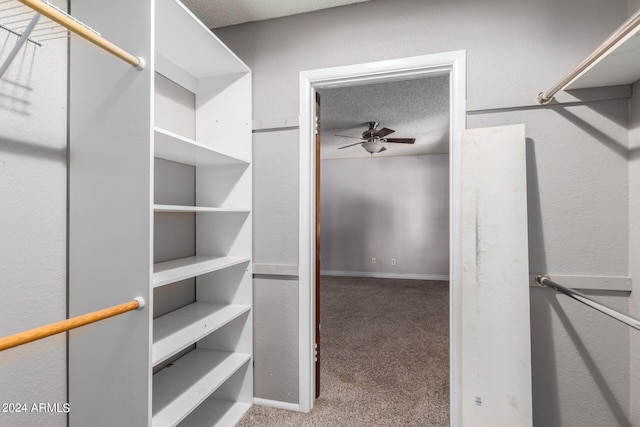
0,12,40,79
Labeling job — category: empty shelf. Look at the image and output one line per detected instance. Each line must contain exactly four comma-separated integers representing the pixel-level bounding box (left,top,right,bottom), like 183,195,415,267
154,127,249,167
155,0,248,82
153,302,250,366
152,349,250,426
153,255,250,288
154,204,250,213
566,19,640,90
179,400,252,427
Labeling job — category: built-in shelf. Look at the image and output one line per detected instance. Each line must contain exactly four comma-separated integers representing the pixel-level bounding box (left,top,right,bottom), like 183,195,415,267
152,349,251,426
69,0,252,424
567,29,640,90
154,127,249,167
153,303,250,366
179,400,252,427
155,0,249,92
153,255,250,288
154,204,250,213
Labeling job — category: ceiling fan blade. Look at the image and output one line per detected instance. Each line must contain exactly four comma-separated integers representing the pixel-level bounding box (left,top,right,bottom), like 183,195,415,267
337,141,364,150
384,138,415,144
378,146,387,153
335,134,364,139
375,127,395,138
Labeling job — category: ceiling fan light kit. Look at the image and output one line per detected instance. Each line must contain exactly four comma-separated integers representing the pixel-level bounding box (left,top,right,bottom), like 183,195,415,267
336,121,416,154
362,140,386,153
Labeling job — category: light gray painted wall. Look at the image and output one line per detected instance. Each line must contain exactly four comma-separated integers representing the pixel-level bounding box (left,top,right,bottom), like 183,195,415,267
628,0,640,421
216,0,628,119
251,128,300,401
215,0,634,424
252,129,299,267
0,1,68,426
472,101,631,426
630,81,640,427
253,276,299,403
468,101,629,277
320,155,449,279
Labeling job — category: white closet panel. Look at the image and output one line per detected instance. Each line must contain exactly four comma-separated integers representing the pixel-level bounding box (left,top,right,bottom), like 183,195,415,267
460,124,532,426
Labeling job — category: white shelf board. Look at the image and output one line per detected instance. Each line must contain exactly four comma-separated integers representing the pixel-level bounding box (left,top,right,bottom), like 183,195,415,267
152,349,250,426
154,204,250,213
153,255,250,288
154,127,250,167
153,302,250,366
566,24,640,90
179,399,252,427
155,0,249,81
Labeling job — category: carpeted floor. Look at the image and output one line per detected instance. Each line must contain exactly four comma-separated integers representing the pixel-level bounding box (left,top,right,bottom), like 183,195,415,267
238,275,450,426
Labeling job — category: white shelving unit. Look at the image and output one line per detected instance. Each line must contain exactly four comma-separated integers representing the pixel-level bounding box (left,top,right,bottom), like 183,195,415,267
153,303,251,366
152,349,251,426
68,0,252,425
155,127,250,167
153,256,251,288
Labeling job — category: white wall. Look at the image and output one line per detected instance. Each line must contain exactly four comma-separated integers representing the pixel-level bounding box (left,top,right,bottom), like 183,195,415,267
0,1,68,426
215,0,634,424
320,155,449,279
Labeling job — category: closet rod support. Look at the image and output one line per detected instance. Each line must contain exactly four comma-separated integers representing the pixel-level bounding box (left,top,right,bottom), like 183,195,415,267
535,275,640,331
0,12,40,78
0,297,146,352
16,0,144,69
0,23,41,46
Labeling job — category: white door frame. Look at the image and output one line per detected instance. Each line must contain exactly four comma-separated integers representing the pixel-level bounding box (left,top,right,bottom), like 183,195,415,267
298,50,466,423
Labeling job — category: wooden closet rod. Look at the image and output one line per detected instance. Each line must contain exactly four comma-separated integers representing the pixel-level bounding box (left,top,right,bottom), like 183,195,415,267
16,0,144,68
0,297,145,352
537,8,640,104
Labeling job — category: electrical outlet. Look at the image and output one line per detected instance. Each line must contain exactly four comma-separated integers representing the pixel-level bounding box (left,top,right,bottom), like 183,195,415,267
372,257,376,264
391,258,396,265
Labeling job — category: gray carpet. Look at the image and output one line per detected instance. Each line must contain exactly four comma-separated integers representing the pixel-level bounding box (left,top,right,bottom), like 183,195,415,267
238,276,450,426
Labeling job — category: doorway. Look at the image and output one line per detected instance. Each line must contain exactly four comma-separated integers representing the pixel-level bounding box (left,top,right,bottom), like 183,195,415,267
298,51,466,423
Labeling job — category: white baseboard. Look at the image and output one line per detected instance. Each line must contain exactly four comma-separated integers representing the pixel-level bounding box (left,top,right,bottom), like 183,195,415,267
252,397,301,412
320,270,449,281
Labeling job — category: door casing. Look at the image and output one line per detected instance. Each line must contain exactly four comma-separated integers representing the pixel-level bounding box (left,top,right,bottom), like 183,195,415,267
298,51,466,425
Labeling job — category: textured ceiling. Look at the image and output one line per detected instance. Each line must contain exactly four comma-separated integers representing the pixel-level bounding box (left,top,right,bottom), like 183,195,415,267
319,74,450,159
182,0,372,28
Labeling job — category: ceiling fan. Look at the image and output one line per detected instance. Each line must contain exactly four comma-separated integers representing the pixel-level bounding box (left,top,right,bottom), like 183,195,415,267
336,121,416,154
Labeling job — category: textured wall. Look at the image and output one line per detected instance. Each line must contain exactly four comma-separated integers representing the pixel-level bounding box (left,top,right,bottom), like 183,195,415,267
628,0,640,419
0,1,68,426
320,155,449,279
217,0,627,119
251,128,300,403
252,129,299,266
253,276,299,403
628,74,640,427
468,100,629,277
215,0,634,423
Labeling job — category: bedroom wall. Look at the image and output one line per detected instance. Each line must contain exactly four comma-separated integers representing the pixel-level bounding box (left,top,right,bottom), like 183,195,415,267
629,79,640,427
627,3,640,423
627,4,640,425
0,1,68,426
320,154,449,279
215,0,634,424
